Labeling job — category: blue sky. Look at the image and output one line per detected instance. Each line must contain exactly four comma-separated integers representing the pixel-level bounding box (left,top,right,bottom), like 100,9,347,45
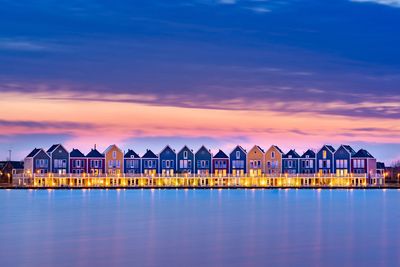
0,0,399,163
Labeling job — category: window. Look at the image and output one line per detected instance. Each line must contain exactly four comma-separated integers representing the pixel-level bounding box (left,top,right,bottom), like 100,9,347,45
288,161,293,168
271,151,275,159
323,150,327,159
267,161,271,168
183,151,188,159
54,159,66,168
166,160,170,168
112,151,117,159
236,151,240,159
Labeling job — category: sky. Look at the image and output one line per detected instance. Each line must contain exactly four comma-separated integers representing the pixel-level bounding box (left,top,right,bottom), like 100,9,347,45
0,0,399,164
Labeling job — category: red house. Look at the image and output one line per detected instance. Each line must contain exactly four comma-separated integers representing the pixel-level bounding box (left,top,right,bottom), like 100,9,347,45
86,147,105,175
70,148,87,174
351,149,376,178
212,150,229,176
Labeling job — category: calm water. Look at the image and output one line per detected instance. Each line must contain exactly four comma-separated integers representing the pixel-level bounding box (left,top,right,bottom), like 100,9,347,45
0,189,399,267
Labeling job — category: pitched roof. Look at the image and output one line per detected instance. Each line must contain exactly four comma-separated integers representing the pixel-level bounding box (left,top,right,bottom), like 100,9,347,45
142,149,158,159
325,145,336,153
231,145,246,154
272,145,284,154
377,162,385,169
342,145,356,156
47,144,61,153
301,149,316,158
124,149,140,158
250,145,265,154
353,149,374,158
104,144,122,154
8,161,24,169
70,149,85,158
195,145,211,155
178,145,193,154
283,149,300,158
256,145,265,153
0,161,6,169
160,145,176,155
213,150,229,159
26,148,41,158
86,149,104,158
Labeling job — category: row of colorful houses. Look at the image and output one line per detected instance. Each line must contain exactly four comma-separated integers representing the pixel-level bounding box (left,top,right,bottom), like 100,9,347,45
24,144,382,178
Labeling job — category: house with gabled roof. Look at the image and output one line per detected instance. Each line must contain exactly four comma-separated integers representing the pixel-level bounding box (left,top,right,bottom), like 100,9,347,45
212,149,229,176
177,146,194,174
47,144,69,174
229,145,246,176
104,144,124,175
70,148,87,174
124,149,141,174
299,149,316,174
334,145,356,176
24,148,51,174
316,145,335,174
265,145,284,175
247,145,265,176
159,145,176,176
195,145,212,176
142,149,159,176
282,149,301,174
0,161,24,183
86,146,105,175
352,149,376,177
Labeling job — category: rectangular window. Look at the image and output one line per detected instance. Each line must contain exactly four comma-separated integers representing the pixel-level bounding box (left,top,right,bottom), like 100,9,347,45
236,151,240,159
112,151,117,159
183,151,188,159
271,151,275,159
323,150,327,159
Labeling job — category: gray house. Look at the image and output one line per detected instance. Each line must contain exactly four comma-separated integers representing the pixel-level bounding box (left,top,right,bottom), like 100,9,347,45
47,144,69,174
24,148,51,174
177,146,194,174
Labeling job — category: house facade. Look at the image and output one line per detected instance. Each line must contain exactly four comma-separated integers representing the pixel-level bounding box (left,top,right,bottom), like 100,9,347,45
352,149,377,177
316,145,335,174
212,150,229,176
70,149,87,174
282,150,300,174
195,146,212,176
24,148,51,174
47,144,69,174
299,149,316,174
142,149,159,175
265,145,283,175
334,145,356,176
247,146,265,176
124,149,141,174
104,144,124,175
177,146,194,174
0,161,24,183
86,148,105,175
229,145,246,176
159,145,177,176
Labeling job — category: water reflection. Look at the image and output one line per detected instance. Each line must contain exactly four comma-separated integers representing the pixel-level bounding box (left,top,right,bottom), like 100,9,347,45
0,190,399,267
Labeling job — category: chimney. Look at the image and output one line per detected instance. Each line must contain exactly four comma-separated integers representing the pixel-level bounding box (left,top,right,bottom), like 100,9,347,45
94,144,97,150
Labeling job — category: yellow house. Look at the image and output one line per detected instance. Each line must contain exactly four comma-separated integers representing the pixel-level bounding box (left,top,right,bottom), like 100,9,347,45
247,145,265,176
104,144,124,175
265,145,283,175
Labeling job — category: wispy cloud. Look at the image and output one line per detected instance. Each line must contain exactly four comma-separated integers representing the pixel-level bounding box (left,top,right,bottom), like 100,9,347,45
350,0,400,8
0,38,52,52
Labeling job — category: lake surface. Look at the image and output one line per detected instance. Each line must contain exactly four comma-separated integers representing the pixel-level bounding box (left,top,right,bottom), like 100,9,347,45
0,189,399,267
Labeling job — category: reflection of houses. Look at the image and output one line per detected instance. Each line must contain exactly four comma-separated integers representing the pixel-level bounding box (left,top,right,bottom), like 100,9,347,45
104,144,124,175
334,145,356,176
247,146,265,176
70,149,87,174
212,150,229,176
195,146,212,176
316,145,335,174
229,145,246,176
177,146,194,174
282,150,300,174
86,147,105,175
265,145,283,175
142,149,159,176
124,149,141,174
0,161,24,183
299,149,316,174
24,148,51,174
352,149,376,178
159,145,176,176
47,144,69,174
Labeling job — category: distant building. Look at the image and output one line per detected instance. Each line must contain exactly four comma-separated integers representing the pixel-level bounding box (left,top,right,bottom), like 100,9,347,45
247,145,265,176
24,148,51,174
0,161,24,183
229,145,247,176
47,144,69,174
70,149,87,174
177,146,194,174
282,149,300,174
212,150,229,176
142,149,159,175
376,162,385,176
195,146,212,176
299,149,316,174
124,149,141,174
159,145,176,176
316,145,335,174
265,145,283,175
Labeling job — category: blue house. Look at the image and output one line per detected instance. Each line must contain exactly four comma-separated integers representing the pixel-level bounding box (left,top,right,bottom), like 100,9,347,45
195,146,212,175
142,149,159,175
299,149,316,174
177,146,194,174
316,145,335,174
124,149,141,174
282,150,300,174
47,144,69,174
24,148,51,174
159,145,177,176
229,145,246,176
212,150,229,176
334,145,356,176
